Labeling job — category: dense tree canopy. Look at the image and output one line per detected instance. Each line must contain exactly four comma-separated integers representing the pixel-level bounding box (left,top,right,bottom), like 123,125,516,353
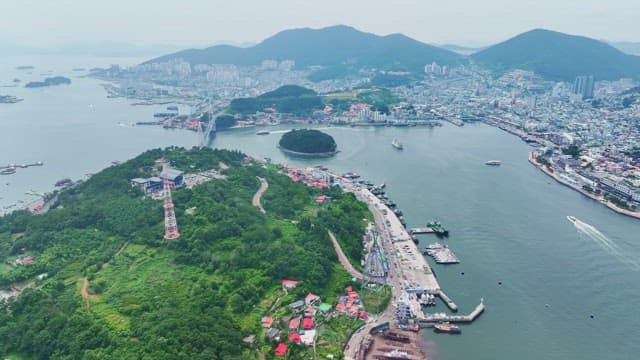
229,85,323,115
278,129,337,155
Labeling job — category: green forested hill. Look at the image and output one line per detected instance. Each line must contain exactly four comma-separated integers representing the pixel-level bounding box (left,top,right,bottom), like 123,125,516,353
0,147,369,359
472,29,640,80
228,85,323,115
146,25,464,75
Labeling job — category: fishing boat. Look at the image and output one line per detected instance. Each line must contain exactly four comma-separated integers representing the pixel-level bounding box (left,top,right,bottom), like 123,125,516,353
391,139,404,150
485,160,501,166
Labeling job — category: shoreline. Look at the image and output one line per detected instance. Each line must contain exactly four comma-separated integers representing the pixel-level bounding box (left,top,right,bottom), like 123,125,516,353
528,152,640,220
277,145,339,158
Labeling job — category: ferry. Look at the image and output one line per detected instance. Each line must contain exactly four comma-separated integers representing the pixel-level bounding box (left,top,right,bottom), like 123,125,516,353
391,139,404,150
256,130,270,135
485,160,501,166
567,215,577,224
433,322,461,334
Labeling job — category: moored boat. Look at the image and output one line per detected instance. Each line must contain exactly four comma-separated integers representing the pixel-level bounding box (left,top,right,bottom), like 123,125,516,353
434,322,461,334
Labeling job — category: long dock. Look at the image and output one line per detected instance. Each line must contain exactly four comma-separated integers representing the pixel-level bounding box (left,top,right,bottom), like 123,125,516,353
0,162,43,170
417,300,485,325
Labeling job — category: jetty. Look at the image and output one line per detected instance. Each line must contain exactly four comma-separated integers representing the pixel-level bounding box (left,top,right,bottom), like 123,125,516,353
417,299,485,325
0,162,43,170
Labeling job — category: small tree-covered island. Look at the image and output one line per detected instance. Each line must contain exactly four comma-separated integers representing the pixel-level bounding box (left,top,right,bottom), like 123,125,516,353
0,147,379,360
278,129,339,158
25,76,71,88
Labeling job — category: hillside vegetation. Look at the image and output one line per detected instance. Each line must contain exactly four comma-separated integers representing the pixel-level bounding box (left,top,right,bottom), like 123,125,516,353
229,85,323,115
0,147,369,359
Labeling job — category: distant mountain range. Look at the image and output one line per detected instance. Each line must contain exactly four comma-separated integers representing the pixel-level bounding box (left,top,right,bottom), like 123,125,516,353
472,29,640,81
438,44,484,56
146,25,464,73
146,26,640,82
609,42,640,56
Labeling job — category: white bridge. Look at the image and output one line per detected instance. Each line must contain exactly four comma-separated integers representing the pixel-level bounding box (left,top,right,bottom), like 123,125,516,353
195,100,225,147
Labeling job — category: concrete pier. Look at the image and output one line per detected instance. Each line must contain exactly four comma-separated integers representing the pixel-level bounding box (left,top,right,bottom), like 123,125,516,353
436,290,458,311
417,300,485,325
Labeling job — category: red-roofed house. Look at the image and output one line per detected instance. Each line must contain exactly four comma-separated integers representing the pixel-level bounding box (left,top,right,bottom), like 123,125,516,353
358,311,369,320
304,307,317,318
288,332,301,343
289,318,300,331
262,316,274,328
302,317,314,330
282,279,299,290
275,343,288,357
305,293,320,305
335,303,346,312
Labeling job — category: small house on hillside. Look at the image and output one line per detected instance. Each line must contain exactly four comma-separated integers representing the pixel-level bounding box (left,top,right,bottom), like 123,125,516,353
288,317,300,332
281,279,299,290
274,343,288,357
305,293,320,305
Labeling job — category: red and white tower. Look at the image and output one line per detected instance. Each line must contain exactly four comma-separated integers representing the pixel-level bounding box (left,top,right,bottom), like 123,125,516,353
163,172,180,240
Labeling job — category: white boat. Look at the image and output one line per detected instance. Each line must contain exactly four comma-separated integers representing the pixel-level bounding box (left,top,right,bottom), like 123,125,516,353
567,215,577,224
256,130,270,135
392,139,404,150
485,160,501,166
383,349,411,359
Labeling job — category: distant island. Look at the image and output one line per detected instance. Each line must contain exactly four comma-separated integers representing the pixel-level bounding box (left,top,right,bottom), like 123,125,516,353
0,95,23,104
15,65,34,70
279,129,338,157
25,76,71,88
229,85,323,116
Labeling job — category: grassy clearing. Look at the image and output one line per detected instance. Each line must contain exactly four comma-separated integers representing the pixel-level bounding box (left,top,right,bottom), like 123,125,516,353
360,284,392,314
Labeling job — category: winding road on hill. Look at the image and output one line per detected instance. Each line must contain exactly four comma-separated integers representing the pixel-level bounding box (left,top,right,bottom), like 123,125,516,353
252,177,268,214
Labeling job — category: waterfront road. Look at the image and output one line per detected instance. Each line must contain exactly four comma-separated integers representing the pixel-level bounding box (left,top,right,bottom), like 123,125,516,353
343,187,409,360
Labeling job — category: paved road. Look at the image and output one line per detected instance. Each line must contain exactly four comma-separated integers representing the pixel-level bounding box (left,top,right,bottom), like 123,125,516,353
343,187,408,360
328,230,365,280
252,177,268,214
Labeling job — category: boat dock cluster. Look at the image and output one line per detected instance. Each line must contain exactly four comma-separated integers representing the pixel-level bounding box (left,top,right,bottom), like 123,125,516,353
423,243,460,264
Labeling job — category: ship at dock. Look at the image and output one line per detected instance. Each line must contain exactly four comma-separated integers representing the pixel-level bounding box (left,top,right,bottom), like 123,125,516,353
391,139,404,150
433,322,461,334
427,220,449,236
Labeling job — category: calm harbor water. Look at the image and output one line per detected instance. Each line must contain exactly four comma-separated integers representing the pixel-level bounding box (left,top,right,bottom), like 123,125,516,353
2,56,640,359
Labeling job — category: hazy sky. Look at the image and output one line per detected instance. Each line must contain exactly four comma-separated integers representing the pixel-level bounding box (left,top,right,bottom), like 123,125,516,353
2,0,639,48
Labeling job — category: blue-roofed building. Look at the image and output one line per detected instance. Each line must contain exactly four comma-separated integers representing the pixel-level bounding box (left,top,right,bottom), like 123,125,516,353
161,168,184,188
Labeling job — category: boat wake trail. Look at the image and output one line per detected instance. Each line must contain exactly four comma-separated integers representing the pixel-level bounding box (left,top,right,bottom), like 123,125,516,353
571,218,640,271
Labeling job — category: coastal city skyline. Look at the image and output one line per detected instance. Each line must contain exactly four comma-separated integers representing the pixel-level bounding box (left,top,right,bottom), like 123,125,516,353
2,0,640,48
